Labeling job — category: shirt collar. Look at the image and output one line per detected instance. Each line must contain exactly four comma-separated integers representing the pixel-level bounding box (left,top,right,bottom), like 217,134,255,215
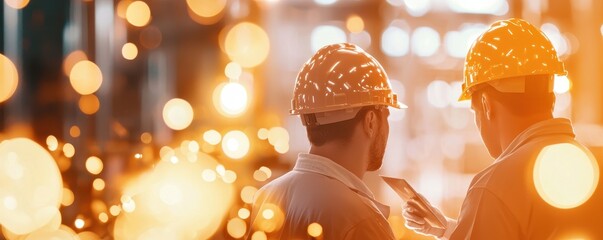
497,118,575,162
293,153,390,218
294,153,376,199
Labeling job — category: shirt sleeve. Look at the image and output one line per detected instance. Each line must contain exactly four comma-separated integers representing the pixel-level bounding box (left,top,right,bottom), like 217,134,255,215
450,187,521,240
343,216,396,240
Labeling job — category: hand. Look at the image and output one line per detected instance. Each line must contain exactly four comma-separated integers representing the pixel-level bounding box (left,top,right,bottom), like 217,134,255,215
402,196,449,238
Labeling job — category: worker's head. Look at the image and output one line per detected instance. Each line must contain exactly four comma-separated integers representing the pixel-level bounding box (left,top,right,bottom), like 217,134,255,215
290,43,405,170
460,18,566,157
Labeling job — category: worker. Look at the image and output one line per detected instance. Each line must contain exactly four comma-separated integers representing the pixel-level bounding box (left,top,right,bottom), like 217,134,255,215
402,18,603,239
248,43,405,239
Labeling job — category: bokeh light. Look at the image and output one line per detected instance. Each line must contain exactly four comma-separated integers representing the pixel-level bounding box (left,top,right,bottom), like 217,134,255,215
0,138,63,235
63,143,75,158
252,203,284,233
404,0,431,16
69,60,103,95
533,143,599,209
427,80,451,108
257,128,269,140
447,0,508,15
62,50,88,76
69,125,80,138
74,218,85,229
46,135,58,151
311,25,346,52
225,62,242,80
541,23,569,56
126,1,151,27
61,188,74,207
314,0,336,5
222,130,250,159
121,42,139,60
226,218,247,238
4,0,30,9
307,222,323,237
92,178,106,191
85,156,104,175
79,94,101,115
411,27,440,57
217,82,248,117
251,231,267,240
238,208,250,220
162,98,194,131
225,22,270,68
0,53,19,103
240,186,258,204
116,0,133,19
140,132,152,144
114,149,234,240
444,24,488,58
203,129,222,145
554,75,572,94
382,26,409,57
346,15,364,33
186,0,225,18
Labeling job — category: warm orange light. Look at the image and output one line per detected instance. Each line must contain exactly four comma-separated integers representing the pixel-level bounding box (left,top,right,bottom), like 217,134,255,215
0,53,19,103
162,98,194,130
225,22,270,68
186,0,226,25
46,135,59,151
116,0,133,19
122,42,139,60
4,0,29,9
85,156,104,175
79,94,100,115
70,60,102,95
534,143,599,209
98,213,109,223
346,15,365,33
126,1,151,27
63,143,75,158
221,130,250,159
240,186,258,204
226,218,247,238
74,218,85,229
203,129,222,145
238,208,250,219
251,231,267,240
93,178,106,191
140,132,152,144
69,125,81,138
62,50,88,76
307,222,323,237
62,188,75,206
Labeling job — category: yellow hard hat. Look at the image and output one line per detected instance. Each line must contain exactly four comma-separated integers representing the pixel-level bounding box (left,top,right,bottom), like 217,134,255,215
290,43,406,125
459,18,567,101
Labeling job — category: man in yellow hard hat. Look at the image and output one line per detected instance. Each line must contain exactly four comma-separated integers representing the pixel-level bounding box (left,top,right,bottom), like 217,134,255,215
248,43,406,239
402,18,603,239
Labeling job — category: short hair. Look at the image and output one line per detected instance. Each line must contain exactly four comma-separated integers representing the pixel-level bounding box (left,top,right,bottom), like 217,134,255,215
305,106,382,146
471,75,555,116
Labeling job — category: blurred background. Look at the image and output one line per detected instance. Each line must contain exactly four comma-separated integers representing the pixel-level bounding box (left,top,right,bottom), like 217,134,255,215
1,0,603,239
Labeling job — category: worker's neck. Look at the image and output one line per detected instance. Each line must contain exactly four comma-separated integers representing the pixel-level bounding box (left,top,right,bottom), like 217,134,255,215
499,112,553,153
309,142,367,179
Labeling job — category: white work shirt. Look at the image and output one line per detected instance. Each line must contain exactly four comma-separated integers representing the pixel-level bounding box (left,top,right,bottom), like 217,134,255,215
450,118,603,239
249,153,395,239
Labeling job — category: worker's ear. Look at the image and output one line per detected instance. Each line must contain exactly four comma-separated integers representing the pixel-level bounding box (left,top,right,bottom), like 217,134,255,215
481,93,494,121
363,110,378,137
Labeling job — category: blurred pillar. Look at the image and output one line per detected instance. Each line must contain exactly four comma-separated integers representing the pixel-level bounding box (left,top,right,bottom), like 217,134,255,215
3,2,30,132
571,0,603,124
94,0,114,148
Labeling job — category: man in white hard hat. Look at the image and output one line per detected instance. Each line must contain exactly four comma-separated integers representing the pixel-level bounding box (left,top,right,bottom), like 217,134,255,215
402,18,603,239
248,43,406,239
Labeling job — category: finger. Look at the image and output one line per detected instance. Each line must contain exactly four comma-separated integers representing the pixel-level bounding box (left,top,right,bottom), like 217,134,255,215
402,210,426,225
